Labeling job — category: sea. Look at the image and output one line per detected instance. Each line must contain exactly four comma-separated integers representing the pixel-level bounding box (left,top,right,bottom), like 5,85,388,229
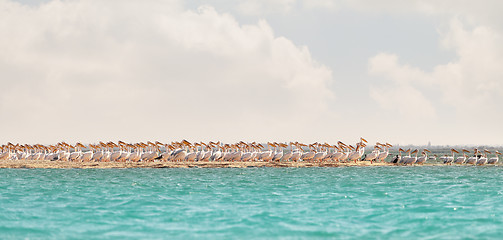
1,166,502,239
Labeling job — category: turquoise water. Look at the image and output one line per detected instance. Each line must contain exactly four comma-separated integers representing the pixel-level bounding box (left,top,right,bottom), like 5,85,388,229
1,167,502,239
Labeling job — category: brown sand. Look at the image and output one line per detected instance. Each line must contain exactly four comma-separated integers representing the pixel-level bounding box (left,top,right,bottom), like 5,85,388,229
0,160,400,169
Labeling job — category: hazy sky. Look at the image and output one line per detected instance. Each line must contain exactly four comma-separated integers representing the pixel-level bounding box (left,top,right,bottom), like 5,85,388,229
1,0,502,145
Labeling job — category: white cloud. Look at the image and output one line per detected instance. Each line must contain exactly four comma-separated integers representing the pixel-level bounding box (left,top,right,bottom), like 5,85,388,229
301,0,336,10
368,18,503,144
0,0,335,144
232,0,337,16
236,0,296,16
368,53,435,121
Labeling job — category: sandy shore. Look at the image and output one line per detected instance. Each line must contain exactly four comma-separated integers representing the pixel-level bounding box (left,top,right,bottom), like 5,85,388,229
0,160,403,169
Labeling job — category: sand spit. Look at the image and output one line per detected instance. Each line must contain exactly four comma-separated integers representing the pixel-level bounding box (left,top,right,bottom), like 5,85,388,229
0,160,410,169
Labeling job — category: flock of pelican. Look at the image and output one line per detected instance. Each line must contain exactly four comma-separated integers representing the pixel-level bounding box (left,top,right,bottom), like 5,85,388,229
392,148,501,165
0,138,395,163
0,139,500,166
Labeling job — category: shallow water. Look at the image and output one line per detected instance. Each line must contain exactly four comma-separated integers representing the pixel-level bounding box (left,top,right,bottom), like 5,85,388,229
1,167,502,239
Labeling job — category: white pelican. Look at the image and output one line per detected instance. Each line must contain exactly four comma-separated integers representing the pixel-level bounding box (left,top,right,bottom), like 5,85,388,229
476,150,490,165
415,149,430,165
404,149,418,165
488,151,501,164
69,143,83,161
324,144,338,162
91,144,104,162
301,144,316,162
333,142,347,162
280,143,293,162
211,143,222,161
376,143,392,162
110,142,122,162
273,143,287,162
171,147,187,162
222,144,233,162
101,143,112,162
465,149,478,165
195,143,206,162
290,143,302,162
262,143,275,162
0,148,10,160
454,149,470,164
200,143,213,162
399,149,411,164
364,144,380,164
348,140,366,163
184,142,198,162
339,144,351,163
119,143,132,162
129,144,143,162
313,143,328,162
250,144,261,161
231,145,243,162
81,144,94,162
444,149,457,165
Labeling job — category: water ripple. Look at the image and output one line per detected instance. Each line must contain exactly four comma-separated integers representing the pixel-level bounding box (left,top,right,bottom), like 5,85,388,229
1,167,503,239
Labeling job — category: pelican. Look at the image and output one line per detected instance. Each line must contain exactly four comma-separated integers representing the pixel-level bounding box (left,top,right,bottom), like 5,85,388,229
69,144,83,161
348,140,366,163
258,143,273,162
301,144,316,162
364,144,380,164
488,151,501,164
349,137,368,163
465,149,479,165
110,142,122,162
290,143,302,162
476,150,490,165
399,149,411,164
119,143,132,162
80,144,94,162
211,143,222,161
313,143,328,162
404,149,418,165
444,149,457,165
101,143,113,162
199,143,212,162
171,147,187,162
91,144,104,161
185,145,197,162
453,149,470,164
280,143,293,162
376,143,392,162
334,142,347,162
129,144,143,162
0,148,11,160
391,148,404,164
415,149,431,165
272,143,284,162
58,144,70,161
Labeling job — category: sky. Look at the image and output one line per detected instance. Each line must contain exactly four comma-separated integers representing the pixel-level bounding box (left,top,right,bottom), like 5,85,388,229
1,0,502,146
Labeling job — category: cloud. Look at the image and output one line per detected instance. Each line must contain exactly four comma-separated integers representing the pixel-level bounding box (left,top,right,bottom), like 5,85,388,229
0,0,335,144
368,18,503,144
231,0,337,16
301,0,337,10
368,53,436,121
236,0,296,16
